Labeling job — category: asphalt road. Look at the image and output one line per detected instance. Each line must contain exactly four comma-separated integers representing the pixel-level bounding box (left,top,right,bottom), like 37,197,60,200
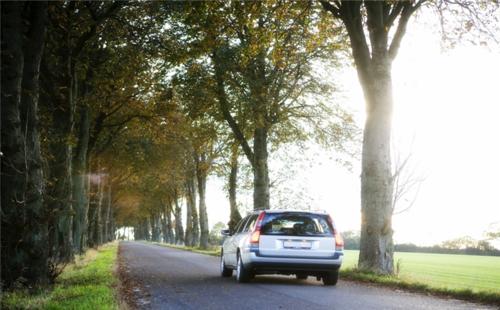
119,241,492,310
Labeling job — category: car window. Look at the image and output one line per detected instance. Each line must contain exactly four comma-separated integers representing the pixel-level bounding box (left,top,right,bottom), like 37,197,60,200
260,213,333,236
243,214,258,232
234,216,249,234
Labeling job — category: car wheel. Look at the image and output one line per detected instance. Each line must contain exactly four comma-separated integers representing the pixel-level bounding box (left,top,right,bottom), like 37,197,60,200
236,253,251,283
220,252,233,277
322,269,339,286
296,274,308,280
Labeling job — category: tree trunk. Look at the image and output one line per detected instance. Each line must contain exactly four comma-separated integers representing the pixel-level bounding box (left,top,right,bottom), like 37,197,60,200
174,195,184,244
166,204,175,243
185,175,199,246
161,208,168,243
196,153,209,249
103,181,112,244
72,105,90,253
228,146,242,232
184,191,193,247
91,171,104,247
18,1,50,284
358,56,395,274
108,208,116,242
161,202,174,243
253,127,270,210
1,1,49,287
145,218,151,241
318,1,413,275
47,22,75,262
151,212,161,242
212,50,272,212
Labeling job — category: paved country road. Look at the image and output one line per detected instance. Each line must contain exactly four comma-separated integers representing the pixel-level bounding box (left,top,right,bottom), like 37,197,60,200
118,241,492,310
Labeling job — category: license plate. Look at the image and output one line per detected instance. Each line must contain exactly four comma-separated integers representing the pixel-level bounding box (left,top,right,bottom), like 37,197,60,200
283,240,311,249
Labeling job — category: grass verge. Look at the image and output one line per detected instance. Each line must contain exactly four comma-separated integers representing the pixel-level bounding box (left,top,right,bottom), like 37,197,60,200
1,243,119,310
149,242,500,306
340,268,500,306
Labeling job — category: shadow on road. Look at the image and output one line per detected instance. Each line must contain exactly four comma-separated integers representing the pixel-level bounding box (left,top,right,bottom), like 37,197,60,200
227,275,325,287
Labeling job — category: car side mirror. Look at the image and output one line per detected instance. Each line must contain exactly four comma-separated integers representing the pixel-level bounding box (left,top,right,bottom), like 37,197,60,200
221,229,231,236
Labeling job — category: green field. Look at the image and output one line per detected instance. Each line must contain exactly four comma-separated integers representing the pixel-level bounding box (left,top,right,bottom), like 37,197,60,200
342,250,500,294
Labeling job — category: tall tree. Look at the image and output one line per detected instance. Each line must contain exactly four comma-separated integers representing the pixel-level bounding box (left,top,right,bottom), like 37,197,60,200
319,0,499,274
1,1,49,287
319,0,425,275
174,1,351,212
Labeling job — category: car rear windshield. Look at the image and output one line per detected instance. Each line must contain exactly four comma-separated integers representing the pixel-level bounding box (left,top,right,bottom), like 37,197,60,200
260,213,333,237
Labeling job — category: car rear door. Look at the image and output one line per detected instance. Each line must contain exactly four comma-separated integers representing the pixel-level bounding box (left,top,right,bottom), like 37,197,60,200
226,216,249,266
258,212,336,259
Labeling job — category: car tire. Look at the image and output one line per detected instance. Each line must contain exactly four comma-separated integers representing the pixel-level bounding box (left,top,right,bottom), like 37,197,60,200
322,269,339,286
220,252,233,277
296,274,308,280
236,253,251,283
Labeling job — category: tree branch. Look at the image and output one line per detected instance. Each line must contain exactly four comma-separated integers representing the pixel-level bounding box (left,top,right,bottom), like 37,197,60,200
335,1,373,85
212,51,255,167
319,0,341,18
388,1,425,60
72,1,124,58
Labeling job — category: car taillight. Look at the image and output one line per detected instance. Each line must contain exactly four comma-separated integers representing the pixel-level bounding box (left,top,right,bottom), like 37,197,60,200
250,211,266,245
250,231,260,243
328,214,344,250
334,230,344,250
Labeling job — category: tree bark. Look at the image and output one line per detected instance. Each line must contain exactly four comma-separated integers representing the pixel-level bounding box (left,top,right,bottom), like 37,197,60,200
161,208,168,243
228,145,242,232
72,105,90,253
161,201,175,243
103,181,112,244
184,187,193,247
184,175,199,247
358,61,395,274
253,127,270,210
107,207,116,242
46,11,76,262
196,153,209,249
166,204,175,243
90,171,104,247
174,195,184,244
151,212,161,242
19,1,50,284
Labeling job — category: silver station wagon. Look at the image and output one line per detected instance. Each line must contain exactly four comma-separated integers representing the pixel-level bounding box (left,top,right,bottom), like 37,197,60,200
220,210,344,285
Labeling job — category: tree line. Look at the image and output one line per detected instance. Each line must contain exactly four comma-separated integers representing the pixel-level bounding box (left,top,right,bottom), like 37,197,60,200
343,231,500,256
2,0,498,290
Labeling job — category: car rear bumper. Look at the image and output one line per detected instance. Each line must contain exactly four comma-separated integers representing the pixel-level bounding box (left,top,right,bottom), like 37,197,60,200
242,251,343,273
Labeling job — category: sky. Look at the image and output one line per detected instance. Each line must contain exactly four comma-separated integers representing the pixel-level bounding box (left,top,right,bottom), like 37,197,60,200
202,14,500,247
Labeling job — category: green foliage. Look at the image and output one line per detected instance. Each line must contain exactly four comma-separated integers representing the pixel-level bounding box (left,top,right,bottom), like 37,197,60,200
440,236,497,254
342,230,361,250
1,243,118,310
166,0,357,153
208,221,227,245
